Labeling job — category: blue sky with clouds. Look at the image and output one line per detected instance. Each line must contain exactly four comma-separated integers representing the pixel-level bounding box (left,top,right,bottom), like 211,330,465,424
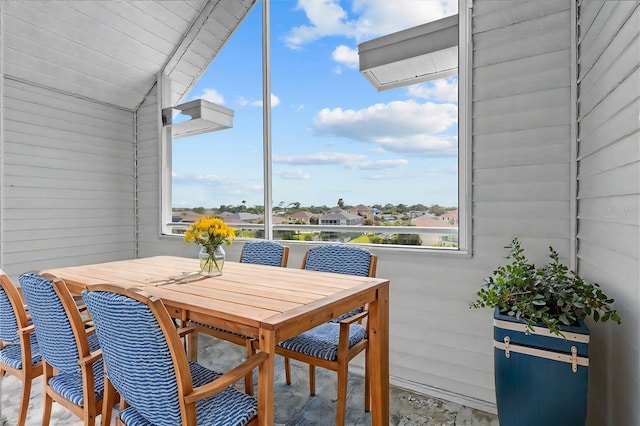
172,0,459,210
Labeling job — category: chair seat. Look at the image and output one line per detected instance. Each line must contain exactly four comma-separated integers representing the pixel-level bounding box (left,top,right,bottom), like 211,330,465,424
330,307,364,323
118,361,257,426
0,334,41,369
49,357,105,406
278,322,367,361
193,322,253,340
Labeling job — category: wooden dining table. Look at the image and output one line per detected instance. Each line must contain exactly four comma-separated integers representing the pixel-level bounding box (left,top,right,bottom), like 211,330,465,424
40,255,390,426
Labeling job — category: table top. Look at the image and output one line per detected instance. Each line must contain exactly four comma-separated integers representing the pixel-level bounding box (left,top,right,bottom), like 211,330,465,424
42,255,389,341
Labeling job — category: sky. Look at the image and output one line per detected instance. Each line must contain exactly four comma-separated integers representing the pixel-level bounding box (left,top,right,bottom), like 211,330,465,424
172,0,459,210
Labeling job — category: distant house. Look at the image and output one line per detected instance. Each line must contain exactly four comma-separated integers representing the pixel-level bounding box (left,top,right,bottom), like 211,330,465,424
171,211,204,223
442,209,458,225
411,215,456,228
271,215,288,224
286,210,316,225
347,204,375,222
407,211,427,219
319,208,363,226
219,212,262,225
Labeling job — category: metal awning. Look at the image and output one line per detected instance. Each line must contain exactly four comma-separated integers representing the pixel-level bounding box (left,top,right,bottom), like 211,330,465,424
358,14,458,91
163,99,234,139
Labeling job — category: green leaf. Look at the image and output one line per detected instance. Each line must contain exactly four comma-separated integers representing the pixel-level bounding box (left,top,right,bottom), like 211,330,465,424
469,237,621,331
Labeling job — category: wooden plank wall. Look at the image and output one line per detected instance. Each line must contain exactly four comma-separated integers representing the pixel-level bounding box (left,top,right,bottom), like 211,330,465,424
1,79,135,277
576,2,640,425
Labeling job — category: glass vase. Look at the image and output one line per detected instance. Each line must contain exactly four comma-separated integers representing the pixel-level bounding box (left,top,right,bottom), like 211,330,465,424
199,245,225,276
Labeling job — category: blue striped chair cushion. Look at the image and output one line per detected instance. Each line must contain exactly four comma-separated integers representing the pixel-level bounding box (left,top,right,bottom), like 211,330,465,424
0,334,41,370
330,307,365,323
277,322,367,361
240,241,285,266
118,383,257,426
304,245,371,323
84,290,185,424
303,245,372,277
0,287,19,343
19,272,84,374
193,322,253,340
117,361,220,426
48,356,105,406
83,290,258,425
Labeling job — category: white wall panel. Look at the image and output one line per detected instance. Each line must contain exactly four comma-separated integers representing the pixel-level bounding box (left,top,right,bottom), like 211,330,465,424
466,0,574,409
577,2,640,425
1,79,135,277
134,84,162,255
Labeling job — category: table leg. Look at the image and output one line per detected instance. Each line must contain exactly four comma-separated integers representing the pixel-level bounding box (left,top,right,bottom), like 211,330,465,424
258,326,275,426
368,284,389,425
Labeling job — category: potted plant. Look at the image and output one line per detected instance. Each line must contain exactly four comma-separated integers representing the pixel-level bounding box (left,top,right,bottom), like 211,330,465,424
470,237,621,426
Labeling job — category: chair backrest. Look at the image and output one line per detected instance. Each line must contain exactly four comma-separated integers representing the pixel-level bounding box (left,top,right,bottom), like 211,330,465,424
18,272,85,373
302,245,377,277
0,271,28,344
240,240,289,267
82,285,192,425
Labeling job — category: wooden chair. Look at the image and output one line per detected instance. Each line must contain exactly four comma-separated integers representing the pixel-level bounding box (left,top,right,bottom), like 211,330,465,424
18,272,109,426
82,284,268,426
190,239,289,394
0,271,43,426
277,244,377,426
239,240,289,267
301,244,377,322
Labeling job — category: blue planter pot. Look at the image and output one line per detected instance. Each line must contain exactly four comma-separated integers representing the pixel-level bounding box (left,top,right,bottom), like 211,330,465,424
493,308,589,426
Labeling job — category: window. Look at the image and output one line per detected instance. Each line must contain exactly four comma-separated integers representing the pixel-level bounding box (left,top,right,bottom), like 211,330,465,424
161,0,471,252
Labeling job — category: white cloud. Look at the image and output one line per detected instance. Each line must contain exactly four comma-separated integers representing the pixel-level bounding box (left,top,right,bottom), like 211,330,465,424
193,88,225,104
173,173,228,184
277,169,311,180
284,0,354,49
407,78,458,102
284,0,457,49
332,45,359,69
351,0,457,40
273,152,366,166
312,99,457,156
368,165,457,180
173,173,262,192
348,159,409,170
237,93,280,107
273,152,410,170
377,134,458,156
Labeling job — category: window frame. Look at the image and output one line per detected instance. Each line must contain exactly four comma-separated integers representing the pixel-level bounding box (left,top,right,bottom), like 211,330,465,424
159,0,472,254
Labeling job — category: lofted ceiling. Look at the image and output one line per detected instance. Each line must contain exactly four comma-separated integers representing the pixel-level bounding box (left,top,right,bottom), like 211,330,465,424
1,0,256,111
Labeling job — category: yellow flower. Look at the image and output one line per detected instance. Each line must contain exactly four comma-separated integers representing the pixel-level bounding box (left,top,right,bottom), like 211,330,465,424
184,216,235,252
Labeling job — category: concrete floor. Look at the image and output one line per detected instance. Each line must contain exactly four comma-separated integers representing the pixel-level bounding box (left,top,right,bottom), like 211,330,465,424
1,334,498,425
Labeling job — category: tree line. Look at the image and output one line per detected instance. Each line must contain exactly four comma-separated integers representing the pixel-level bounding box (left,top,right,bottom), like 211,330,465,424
175,202,456,217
